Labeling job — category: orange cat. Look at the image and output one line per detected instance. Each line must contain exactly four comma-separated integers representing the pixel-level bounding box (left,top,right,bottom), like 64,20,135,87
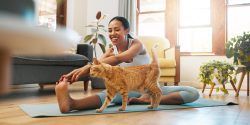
90,45,162,113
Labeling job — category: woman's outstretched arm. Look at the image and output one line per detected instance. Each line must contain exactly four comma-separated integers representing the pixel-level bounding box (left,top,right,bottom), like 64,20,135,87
63,39,143,82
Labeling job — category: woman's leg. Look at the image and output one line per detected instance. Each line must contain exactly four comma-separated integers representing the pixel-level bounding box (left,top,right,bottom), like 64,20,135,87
55,83,141,113
98,90,142,105
55,79,102,113
129,86,200,105
160,86,200,104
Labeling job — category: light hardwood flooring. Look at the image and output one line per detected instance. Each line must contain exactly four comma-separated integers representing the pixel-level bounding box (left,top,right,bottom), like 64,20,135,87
0,82,250,125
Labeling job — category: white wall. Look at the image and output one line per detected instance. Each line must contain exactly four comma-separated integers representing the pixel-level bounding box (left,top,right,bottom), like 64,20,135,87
67,0,118,58
67,0,249,92
86,0,118,33
67,0,87,38
86,0,118,58
180,56,230,88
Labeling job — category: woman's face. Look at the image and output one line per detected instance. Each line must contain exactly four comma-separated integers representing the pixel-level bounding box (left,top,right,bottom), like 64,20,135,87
108,20,129,46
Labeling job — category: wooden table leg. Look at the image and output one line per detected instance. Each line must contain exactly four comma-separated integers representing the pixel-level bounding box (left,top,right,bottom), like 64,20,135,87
164,82,168,86
202,83,206,93
0,48,11,95
222,84,226,90
39,83,44,90
236,71,246,97
209,83,215,96
247,72,249,96
230,80,237,93
83,80,89,91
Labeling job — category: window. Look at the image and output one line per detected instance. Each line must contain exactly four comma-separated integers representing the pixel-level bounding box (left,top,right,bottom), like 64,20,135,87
137,0,166,37
37,0,57,31
37,0,67,31
178,0,212,53
227,0,250,39
137,0,226,55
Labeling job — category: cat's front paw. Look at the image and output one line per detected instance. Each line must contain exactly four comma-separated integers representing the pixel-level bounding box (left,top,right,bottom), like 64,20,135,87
96,108,103,113
147,105,154,109
118,107,126,111
148,105,159,109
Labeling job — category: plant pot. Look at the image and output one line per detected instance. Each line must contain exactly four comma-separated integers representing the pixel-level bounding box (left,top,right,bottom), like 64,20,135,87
91,77,106,89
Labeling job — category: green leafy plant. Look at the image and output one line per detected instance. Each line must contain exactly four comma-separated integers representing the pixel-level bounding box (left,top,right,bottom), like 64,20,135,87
84,11,107,58
226,31,250,70
199,60,236,94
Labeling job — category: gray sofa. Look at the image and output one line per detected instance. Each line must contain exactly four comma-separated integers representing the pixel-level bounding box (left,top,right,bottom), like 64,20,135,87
12,44,93,91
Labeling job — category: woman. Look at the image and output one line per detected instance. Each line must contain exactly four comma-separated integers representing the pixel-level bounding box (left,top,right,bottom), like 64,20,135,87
55,16,200,113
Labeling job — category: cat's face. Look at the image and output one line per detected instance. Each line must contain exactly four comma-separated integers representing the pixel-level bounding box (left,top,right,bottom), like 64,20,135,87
90,65,105,77
90,58,111,78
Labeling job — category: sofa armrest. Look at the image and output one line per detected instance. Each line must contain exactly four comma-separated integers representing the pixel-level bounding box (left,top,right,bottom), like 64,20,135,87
174,45,180,84
76,44,93,62
164,47,175,59
164,45,180,84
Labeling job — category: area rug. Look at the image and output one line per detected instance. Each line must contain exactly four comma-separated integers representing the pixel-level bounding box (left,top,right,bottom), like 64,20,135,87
19,98,237,118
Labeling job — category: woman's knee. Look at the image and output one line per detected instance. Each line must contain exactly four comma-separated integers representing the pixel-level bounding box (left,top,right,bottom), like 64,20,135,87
179,87,200,103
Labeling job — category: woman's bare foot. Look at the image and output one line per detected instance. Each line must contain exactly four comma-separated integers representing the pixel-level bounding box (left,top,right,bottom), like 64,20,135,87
128,94,151,104
55,78,72,113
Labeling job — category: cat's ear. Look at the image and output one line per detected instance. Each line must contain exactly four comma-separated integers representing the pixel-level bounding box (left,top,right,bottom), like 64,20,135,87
93,58,101,65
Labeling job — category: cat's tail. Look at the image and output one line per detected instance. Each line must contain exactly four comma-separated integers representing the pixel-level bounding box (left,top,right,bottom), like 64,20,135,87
151,43,159,66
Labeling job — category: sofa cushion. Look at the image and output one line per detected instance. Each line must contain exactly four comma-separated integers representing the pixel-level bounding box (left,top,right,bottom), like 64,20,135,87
13,54,89,66
159,58,176,68
159,77,175,83
160,68,176,76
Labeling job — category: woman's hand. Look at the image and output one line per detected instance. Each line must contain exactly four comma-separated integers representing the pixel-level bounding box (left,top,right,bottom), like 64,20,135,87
101,47,115,59
106,47,114,55
59,64,91,83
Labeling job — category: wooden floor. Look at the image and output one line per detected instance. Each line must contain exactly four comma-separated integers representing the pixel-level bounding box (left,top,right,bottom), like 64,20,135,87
0,82,250,125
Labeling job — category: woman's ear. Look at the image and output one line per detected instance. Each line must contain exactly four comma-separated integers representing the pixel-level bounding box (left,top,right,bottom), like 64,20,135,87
93,58,101,65
125,29,129,35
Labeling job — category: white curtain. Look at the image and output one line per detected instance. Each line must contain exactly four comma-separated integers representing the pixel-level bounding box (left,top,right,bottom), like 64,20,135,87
118,0,137,35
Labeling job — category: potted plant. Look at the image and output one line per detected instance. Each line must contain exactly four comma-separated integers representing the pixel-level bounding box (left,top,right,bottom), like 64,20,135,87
83,11,108,58
199,60,236,94
83,11,109,89
225,31,250,71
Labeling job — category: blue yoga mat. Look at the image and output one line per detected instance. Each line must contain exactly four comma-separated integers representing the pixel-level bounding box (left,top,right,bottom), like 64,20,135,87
19,98,237,118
